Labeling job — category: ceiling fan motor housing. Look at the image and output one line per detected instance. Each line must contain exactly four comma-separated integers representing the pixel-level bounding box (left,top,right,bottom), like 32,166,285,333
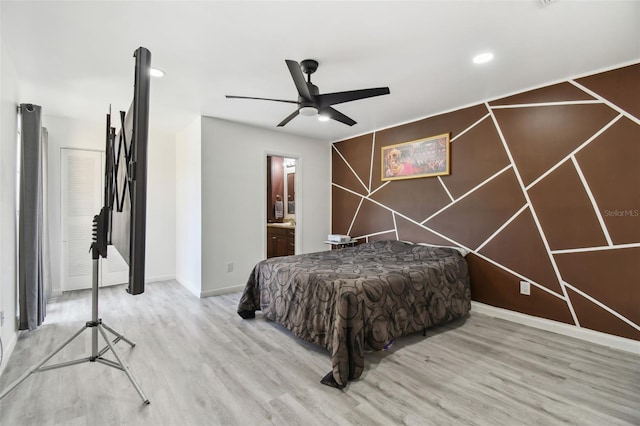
300,59,319,75
299,79,319,113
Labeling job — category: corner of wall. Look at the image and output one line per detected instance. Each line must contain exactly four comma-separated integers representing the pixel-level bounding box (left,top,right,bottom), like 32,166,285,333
198,117,330,297
175,117,203,296
0,34,20,376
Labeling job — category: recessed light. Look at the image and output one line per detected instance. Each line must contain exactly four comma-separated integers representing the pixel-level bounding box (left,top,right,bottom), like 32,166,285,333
318,115,330,122
149,68,165,78
472,52,494,64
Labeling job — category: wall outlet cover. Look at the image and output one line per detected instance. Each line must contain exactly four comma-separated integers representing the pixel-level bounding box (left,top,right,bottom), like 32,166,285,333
520,281,531,296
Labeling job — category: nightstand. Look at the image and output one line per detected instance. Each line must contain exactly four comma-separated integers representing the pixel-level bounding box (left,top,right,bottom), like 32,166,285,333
323,239,357,249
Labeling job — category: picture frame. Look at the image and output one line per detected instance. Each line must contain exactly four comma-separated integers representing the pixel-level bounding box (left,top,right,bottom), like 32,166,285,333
381,133,450,181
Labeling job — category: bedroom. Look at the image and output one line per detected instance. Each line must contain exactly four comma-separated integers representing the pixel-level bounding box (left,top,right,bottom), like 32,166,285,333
1,1,639,424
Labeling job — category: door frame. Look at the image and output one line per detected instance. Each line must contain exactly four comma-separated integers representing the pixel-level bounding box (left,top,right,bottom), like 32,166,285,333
264,151,301,259
60,148,127,291
60,147,103,291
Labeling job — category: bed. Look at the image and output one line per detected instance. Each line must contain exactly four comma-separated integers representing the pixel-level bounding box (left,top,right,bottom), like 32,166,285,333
237,239,471,388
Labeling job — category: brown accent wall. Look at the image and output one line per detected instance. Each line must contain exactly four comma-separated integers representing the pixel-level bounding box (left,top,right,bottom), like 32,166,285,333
331,63,640,342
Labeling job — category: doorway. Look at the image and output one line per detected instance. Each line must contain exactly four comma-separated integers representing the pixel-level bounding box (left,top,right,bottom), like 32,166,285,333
60,148,128,291
266,155,297,258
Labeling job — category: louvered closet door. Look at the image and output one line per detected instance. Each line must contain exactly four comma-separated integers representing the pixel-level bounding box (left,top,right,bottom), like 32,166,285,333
61,149,127,291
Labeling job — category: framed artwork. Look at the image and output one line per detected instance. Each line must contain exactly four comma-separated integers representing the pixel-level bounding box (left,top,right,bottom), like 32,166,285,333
381,133,450,181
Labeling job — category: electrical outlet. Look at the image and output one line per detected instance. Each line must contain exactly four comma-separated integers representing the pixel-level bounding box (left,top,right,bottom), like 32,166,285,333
226,262,234,273
520,281,531,296
0,310,4,326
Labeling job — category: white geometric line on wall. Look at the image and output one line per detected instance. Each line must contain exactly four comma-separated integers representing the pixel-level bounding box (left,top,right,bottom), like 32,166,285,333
368,132,376,192
392,212,399,240
450,113,491,143
570,80,640,126
333,180,566,300
363,195,468,250
361,230,396,241
332,144,368,194
474,204,528,253
562,281,640,332
551,242,640,255
571,155,613,246
346,197,364,237
336,135,571,296
488,102,580,326
368,181,389,198
438,176,455,202
524,114,623,191
471,251,566,300
333,182,469,250
490,100,602,109
420,164,512,225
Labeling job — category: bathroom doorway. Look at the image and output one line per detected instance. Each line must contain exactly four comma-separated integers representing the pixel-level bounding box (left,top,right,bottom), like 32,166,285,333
266,155,296,258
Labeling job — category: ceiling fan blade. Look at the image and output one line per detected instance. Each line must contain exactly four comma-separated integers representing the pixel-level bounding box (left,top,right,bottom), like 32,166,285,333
226,95,298,104
277,109,300,127
320,107,356,126
285,60,313,100
318,87,390,107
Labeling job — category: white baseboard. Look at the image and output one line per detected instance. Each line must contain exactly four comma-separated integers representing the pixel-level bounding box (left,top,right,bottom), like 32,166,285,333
146,274,175,283
200,284,245,298
471,301,640,355
175,275,201,298
174,277,244,299
54,275,176,295
0,331,18,379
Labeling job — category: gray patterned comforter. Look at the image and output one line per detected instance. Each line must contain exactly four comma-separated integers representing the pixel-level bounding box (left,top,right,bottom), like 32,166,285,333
237,240,471,388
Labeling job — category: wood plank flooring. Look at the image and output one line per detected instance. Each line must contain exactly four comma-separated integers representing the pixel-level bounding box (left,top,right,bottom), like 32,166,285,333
0,280,638,425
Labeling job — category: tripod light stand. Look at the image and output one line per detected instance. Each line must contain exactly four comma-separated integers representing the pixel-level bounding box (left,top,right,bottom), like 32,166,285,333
0,210,149,404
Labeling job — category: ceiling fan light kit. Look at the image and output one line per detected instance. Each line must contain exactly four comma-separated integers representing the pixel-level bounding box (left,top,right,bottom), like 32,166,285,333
226,59,390,127
299,106,318,116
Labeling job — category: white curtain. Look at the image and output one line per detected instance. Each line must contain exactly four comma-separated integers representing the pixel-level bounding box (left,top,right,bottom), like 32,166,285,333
18,104,50,330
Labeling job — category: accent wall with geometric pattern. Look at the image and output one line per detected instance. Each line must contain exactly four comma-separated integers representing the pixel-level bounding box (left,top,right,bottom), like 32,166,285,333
331,63,639,342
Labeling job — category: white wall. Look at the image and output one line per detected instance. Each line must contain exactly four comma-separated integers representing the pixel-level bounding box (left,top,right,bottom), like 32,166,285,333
0,34,19,375
44,116,105,293
145,123,177,282
175,116,202,297
199,117,330,297
44,114,176,293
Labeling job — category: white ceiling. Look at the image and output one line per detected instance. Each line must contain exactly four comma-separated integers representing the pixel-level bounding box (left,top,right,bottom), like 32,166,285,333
2,1,639,143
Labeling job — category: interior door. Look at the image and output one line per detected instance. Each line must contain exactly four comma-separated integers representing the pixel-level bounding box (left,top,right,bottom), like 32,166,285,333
61,149,127,291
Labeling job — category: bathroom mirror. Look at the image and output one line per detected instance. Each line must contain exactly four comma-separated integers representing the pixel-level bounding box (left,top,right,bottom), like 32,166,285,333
284,159,295,216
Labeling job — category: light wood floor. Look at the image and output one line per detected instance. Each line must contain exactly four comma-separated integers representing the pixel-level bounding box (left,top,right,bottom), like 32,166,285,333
0,280,638,426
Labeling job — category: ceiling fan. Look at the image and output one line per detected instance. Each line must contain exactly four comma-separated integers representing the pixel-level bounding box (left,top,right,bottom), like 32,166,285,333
226,59,390,127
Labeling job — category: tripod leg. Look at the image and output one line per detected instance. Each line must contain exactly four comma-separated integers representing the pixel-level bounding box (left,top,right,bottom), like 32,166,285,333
0,325,88,400
96,322,136,358
97,324,150,405
101,322,136,347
